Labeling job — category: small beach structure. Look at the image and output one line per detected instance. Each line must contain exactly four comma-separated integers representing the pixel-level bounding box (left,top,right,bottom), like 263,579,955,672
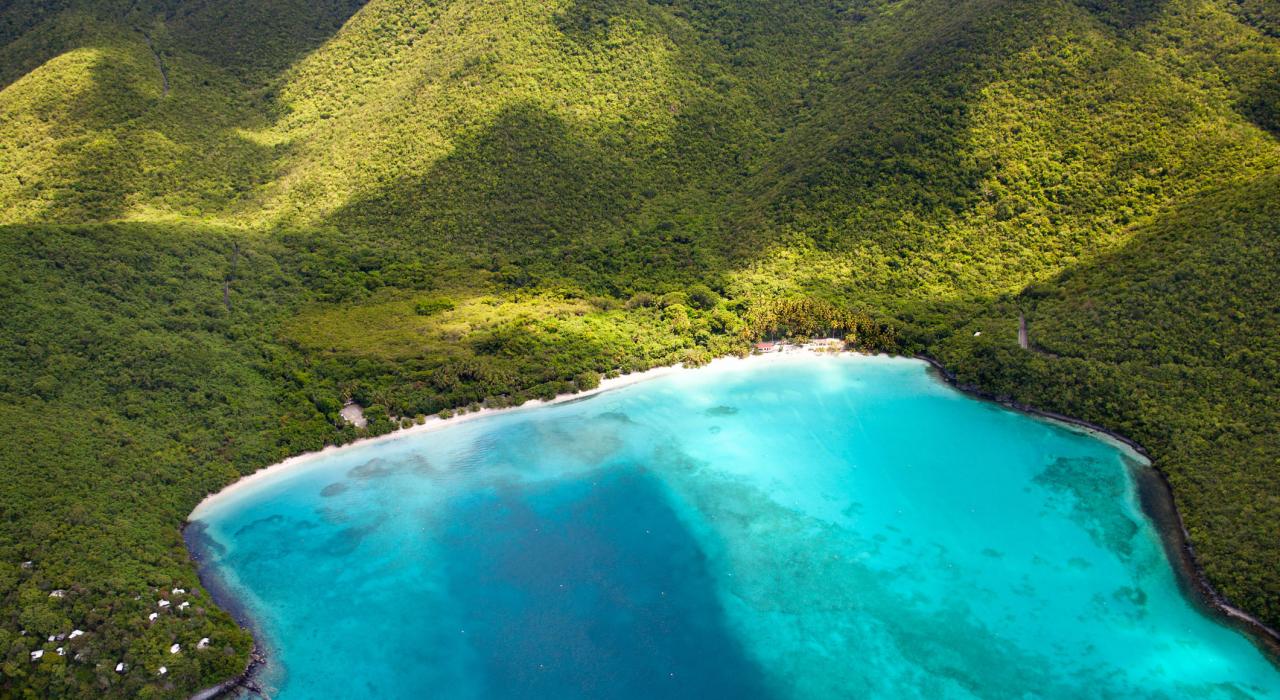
755,341,777,352
341,401,368,428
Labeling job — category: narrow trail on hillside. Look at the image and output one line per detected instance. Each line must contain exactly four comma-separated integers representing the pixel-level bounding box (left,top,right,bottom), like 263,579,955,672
1019,312,1059,358
137,29,169,97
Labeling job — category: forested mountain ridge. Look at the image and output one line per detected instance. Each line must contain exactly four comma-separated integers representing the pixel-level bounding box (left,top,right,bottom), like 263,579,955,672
1,0,1277,696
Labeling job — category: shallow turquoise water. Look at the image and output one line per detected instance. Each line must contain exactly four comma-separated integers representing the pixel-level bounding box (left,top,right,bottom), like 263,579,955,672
190,355,1280,699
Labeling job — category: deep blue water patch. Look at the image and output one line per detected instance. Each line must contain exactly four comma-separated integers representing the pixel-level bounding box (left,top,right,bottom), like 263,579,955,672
190,356,1280,699
436,466,768,698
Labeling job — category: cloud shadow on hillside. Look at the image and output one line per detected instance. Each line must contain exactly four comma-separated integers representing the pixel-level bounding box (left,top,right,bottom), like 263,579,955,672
735,0,1095,252
1072,0,1169,30
157,0,369,85
319,99,763,297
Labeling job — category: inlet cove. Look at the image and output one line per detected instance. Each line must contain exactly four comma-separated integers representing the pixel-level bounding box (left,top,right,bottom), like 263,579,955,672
189,356,1280,698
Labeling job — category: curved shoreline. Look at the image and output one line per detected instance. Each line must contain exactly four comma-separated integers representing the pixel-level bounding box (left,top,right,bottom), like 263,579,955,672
183,520,272,700
185,346,1280,697
183,346,828,698
183,362,710,699
191,359,700,521
916,353,1280,662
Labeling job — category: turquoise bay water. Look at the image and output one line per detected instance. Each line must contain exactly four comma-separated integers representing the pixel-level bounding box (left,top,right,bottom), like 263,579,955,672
190,355,1280,698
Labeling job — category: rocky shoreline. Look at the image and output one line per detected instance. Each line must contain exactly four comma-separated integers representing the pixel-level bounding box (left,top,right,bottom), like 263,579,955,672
182,520,273,700
916,353,1280,663
188,646,267,700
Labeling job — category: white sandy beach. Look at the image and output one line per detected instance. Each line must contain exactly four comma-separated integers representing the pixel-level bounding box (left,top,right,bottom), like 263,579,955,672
188,339,1146,520
190,341,851,520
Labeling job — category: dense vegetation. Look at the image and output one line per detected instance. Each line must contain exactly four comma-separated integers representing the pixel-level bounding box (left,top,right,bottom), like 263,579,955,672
0,0,1276,696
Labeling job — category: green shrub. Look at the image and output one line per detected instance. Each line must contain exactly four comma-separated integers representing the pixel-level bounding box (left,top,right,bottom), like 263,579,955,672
414,298,455,316
686,284,720,310
574,371,601,391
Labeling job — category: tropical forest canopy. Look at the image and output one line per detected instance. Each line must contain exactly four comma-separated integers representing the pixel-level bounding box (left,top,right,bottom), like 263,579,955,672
0,0,1277,696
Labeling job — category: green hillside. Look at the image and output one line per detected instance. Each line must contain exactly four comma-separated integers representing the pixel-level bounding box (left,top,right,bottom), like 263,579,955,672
0,0,1277,696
